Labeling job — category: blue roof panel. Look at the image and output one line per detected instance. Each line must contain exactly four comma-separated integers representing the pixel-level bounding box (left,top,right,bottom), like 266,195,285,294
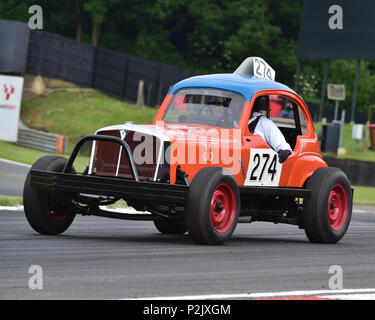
170,73,295,102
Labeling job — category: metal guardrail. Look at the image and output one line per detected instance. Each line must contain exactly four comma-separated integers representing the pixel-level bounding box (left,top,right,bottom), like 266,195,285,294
17,127,68,154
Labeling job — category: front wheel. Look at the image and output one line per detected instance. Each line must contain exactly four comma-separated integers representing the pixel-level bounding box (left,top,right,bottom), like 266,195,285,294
303,167,352,243
185,167,240,245
23,156,76,235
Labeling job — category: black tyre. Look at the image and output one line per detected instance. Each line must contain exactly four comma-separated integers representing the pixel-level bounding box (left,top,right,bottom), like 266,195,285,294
23,156,76,235
185,167,240,245
153,218,187,235
303,167,352,243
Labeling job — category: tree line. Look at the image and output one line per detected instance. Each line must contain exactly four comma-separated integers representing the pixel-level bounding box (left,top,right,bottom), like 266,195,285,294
1,0,375,113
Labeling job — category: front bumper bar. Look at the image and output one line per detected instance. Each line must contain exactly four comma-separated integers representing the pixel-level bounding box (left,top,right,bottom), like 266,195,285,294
30,170,189,204
31,134,189,204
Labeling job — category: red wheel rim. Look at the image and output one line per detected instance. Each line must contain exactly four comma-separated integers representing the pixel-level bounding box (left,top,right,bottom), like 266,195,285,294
327,184,348,231
210,183,236,233
48,191,70,221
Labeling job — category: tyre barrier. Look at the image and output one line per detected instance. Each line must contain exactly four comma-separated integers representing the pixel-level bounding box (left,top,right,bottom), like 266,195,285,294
17,127,68,154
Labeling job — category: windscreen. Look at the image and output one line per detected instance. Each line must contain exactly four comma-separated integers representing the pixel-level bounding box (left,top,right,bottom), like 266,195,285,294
163,89,245,128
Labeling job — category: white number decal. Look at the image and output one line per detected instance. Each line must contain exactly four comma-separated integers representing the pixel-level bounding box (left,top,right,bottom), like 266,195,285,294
245,149,282,186
253,57,276,81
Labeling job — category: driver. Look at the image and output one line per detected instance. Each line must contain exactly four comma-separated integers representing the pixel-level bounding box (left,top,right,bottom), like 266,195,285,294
248,96,292,163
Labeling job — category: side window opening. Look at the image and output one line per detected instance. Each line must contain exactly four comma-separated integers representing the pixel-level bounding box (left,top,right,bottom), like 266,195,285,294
269,95,307,150
249,94,309,151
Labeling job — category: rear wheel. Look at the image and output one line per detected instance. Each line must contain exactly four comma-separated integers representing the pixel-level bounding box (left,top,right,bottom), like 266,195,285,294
303,167,352,243
23,156,76,235
153,218,187,235
185,167,240,245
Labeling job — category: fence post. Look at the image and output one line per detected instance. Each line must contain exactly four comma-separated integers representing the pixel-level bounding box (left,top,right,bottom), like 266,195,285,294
137,80,145,107
122,57,129,99
350,60,361,124
318,60,329,122
38,31,46,75
91,46,98,88
156,85,163,108
146,83,153,106
294,60,301,92
56,136,64,154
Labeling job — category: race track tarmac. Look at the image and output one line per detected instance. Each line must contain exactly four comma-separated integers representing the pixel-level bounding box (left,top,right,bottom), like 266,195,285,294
1,209,374,299
0,159,29,197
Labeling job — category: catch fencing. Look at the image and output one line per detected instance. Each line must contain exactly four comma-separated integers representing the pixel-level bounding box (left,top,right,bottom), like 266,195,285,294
26,30,199,107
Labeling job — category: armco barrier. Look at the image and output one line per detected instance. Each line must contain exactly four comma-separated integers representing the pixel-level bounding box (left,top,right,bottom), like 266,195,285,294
17,127,68,154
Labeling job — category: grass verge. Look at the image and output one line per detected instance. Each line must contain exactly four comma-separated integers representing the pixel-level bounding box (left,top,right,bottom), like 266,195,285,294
0,195,128,209
0,140,50,166
1,89,158,170
21,89,158,149
0,141,90,172
0,195,23,207
352,186,375,206
314,122,375,162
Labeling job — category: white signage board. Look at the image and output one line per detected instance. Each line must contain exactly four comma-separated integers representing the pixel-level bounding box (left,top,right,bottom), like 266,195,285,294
0,75,24,142
327,84,346,101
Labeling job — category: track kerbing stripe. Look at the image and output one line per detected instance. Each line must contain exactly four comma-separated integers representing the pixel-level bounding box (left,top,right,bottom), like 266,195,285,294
124,288,375,300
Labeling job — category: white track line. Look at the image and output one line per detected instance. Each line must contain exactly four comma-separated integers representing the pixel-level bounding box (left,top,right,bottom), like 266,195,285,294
0,158,31,168
0,206,24,211
125,288,375,300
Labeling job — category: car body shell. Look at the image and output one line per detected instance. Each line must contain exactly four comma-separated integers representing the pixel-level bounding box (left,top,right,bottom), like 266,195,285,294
25,70,351,245
146,73,327,188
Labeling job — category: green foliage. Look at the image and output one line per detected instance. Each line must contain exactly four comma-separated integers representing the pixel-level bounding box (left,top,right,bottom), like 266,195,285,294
327,61,375,113
0,0,302,84
299,65,320,100
84,0,119,23
3,0,375,110
0,0,32,21
185,0,282,72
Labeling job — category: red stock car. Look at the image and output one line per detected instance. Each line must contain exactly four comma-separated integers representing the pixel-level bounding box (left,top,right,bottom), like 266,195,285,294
23,57,353,245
